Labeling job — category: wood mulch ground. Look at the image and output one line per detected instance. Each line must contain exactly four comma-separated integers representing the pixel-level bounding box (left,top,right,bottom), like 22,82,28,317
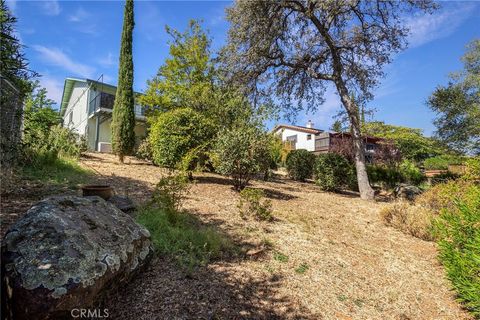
1,153,472,319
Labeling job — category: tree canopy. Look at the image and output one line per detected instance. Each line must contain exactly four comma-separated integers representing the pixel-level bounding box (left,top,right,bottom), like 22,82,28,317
363,121,442,162
427,39,480,155
222,0,436,199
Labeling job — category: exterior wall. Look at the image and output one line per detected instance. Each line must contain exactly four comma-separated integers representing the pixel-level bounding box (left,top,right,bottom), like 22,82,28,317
63,82,90,135
276,128,316,151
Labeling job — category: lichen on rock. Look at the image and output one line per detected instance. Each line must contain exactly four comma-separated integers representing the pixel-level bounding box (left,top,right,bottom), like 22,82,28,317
1,195,153,320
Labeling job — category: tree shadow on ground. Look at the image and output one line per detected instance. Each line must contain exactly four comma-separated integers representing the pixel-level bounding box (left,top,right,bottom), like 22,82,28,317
100,195,317,319
255,187,298,201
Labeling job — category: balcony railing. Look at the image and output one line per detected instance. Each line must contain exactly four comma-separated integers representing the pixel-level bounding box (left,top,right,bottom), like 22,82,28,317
89,92,145,118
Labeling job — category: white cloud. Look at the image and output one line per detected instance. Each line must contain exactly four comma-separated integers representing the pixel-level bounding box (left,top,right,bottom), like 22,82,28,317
39,76,64,105
407,3,477,48
68,7,89,22
33,45,96,78
98,53,116,67
42,1,61,16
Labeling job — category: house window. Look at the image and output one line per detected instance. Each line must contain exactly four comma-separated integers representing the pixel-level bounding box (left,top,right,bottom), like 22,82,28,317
286,135,297,149
69,111,73,124
366,143,376,151
307,134,312,140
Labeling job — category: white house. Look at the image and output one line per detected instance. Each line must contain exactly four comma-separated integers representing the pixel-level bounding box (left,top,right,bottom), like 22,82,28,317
60,78,147,152
272,120,324,152
272,120,384,161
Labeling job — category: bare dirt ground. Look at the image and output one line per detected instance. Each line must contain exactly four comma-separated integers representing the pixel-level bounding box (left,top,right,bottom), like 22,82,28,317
1,152,471,319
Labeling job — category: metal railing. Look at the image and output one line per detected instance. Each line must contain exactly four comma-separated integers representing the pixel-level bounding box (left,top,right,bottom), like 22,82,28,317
89,92,145,118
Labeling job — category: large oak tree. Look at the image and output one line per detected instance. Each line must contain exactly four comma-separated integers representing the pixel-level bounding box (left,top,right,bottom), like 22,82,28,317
222,0,436,199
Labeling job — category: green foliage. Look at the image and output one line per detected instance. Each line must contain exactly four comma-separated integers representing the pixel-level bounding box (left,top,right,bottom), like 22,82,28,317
367,165,403,189
238,188,273,221
427,39,480,155
149,173,190,213
432,192,480,317
273,251,289,263
140,20,257,130
314,153,355,191
423,155,465,170
20,157,92,187
295,263,309,274
149,108,215,168
285,149,316,181
111,0,135,161
135,138,153,161
363,121,443,162
464,157,480,181
399,159,425,185
137,207,236,270
0,1,35,93
212,125,270,190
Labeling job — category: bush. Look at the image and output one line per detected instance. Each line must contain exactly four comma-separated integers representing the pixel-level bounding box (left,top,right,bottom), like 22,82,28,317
238,188,273,221
432,195,480,317
285,149,316,181
416,180,480,213
314,153,355,191
398,159,425,185
464,157,480,181
149,108,215,168
423,154,465,170
136,138,153,161
367,165,403,189
22,125,83,168
430,171,460,185
149,173,190,213
380,202,435,241
212,125,270,190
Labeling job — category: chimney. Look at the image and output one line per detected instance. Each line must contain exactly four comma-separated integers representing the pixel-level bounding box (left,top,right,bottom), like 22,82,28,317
306,120,314,128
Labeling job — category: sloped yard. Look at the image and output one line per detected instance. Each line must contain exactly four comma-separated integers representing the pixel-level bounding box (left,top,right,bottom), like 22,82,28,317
77,153,471,320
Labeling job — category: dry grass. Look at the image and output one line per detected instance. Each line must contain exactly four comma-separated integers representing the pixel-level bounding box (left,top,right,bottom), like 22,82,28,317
380,201,435,241
2,152,471,319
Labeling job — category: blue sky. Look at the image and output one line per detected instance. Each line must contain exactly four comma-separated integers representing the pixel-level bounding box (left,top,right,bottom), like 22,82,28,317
7,0,480,135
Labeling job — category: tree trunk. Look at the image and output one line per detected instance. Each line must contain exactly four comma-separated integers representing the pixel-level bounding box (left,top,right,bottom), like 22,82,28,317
119,153,124,164
335,82,375,200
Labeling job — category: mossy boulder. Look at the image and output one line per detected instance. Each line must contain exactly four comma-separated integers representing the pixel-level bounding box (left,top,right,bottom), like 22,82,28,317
1,195,152,320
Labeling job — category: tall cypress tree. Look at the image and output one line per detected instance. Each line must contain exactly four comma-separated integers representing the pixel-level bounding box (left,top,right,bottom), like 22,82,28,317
111,0,135,163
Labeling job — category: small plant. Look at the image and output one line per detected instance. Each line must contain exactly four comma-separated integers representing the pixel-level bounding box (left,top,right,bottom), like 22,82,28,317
238,188,273,221
295,263,309,274
463,157,480,181
432,197,480,317
135,138,153,161
285,149,316,181
314,153,355,191
150,173,190,213
273,251,289,263
398,159,425,185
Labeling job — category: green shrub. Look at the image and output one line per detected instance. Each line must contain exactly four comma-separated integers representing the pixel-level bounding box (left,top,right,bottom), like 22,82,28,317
212,125,270,190
314,153,355,191
367,164,403,189
399,159,425,185
464,157,480,181
137,207,236,270
423,155,465,170
149,108,215,168
285,149,316,181
238,188,273,221
135,138,153,161
149,173,190,213
432,193,480,317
